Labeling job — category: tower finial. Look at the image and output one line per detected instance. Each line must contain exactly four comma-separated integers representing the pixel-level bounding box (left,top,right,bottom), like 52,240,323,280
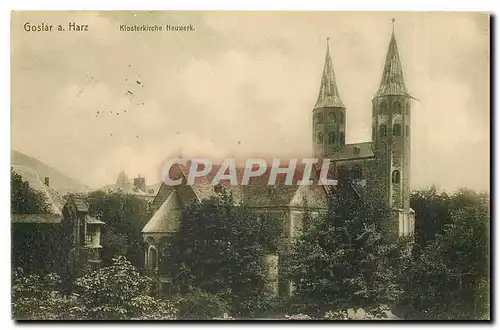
391,18,395,33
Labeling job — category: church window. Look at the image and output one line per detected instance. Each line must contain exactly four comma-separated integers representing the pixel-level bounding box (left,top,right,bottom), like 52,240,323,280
380,100,388,114
148,246,158,270
406,125,409,137
393,124,401,136
316,113,323,124
328,132,336,144
339,132,345,144
328,112,336,125
394,100,402,113
392,170,401,184
380,124,387,137
317,132,324,144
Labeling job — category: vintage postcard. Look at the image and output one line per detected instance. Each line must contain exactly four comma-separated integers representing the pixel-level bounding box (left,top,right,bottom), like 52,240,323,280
11,11,490,320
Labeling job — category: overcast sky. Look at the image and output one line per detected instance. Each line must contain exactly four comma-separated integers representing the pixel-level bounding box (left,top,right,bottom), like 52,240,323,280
11,11,490,192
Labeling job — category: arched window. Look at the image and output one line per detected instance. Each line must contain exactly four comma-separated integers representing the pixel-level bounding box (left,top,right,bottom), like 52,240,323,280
317,113,323,124
380,124,387,137
380,100,388,114
328,132,336,144
393,124,401,136
394,100,402,114
317,132,323,144
392,170,401,184
339,112,344,122
339,132,345,144
406,125,409,137
328,112,336,125
350,165,363,179
148,246,158,270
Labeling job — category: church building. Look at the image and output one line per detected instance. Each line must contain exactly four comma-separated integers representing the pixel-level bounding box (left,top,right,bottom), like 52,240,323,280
141,22,415,296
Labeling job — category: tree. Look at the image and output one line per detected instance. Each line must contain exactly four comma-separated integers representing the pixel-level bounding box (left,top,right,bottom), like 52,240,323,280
11,168,52,214
162,190,277,317
85,191,149,268
286,181,405,316
74,256,176,320
402,189,490,319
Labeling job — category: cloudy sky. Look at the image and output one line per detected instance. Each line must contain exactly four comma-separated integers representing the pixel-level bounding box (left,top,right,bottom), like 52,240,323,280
11,11,489,192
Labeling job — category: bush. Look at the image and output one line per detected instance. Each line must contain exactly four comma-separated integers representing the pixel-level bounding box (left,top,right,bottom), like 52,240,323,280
175,288,230,320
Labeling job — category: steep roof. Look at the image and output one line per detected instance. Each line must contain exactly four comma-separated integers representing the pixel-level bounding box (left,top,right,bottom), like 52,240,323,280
11,164,64,215
314,38,345,109
142,190,181,233
374,25,409,98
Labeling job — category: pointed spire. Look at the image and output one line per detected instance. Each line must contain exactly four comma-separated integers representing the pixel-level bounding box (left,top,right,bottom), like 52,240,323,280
374,19,409,98
314,37,345,109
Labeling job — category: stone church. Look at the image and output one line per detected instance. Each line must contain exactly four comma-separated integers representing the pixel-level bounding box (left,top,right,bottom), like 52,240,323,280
141,24,415,295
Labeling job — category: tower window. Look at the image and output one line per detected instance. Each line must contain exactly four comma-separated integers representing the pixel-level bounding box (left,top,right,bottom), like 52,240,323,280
406,125,409,137
380,124,387,137
328,112,336,125
339,132,345,144
339,112,344,123
316,113,323,124
393,124,401,136
392,170,401,184
328,132,337,144
317,132,324,144
394,101,402,113
380,100,388,114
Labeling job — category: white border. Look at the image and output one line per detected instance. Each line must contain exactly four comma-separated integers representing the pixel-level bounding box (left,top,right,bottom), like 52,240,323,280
2,1,497,329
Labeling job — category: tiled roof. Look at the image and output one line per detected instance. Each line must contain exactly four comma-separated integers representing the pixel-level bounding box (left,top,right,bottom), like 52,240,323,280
71,196,89,212
374,31,409,98
314,39,345,109
11,165,63,215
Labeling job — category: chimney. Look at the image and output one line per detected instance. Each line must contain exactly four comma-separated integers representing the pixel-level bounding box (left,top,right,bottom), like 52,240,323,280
44,177,50,187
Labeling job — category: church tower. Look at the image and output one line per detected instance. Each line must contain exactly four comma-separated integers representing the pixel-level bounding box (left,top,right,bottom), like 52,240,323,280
313,38,346,158
372,20,414,236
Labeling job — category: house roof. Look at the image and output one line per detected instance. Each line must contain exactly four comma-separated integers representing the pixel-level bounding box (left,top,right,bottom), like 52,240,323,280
87,216,105,225
328,142,375,161
70,196,89,212
11,164,64,215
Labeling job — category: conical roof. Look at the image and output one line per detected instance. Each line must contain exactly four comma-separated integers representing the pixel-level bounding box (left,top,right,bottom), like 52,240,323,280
314,38,345,109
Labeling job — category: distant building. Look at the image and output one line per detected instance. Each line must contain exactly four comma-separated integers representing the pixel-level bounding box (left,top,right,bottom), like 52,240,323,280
102,170,155,202
11,165,105,276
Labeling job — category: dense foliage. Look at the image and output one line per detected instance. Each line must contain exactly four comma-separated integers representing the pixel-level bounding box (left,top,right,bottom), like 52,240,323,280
285,181,407,316
12,256,177,320
162,190,281,317
85,191,149,268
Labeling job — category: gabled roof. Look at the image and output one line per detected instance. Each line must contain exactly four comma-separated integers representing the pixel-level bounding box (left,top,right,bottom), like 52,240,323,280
314,38,345,109
11,164,64,215
142,190,181,233
374,27,409,98
69,195,89,213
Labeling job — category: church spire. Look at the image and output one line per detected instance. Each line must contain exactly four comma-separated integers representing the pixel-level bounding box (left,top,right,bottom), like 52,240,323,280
314,37,345,109
374,19,409,98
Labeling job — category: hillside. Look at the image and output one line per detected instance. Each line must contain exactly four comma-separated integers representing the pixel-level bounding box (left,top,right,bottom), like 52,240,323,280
11,150,92,195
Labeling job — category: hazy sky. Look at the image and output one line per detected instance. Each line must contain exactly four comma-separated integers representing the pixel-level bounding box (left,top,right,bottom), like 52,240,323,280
11,11,490,192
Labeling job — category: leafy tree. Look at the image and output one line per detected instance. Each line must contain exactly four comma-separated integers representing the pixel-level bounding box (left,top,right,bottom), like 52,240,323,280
11,168,52,214
174,287,230,320
74,256,176,320
12,268,85,320
286,181,406,316
85,191,149,268
402,189,490,319
162,191,277,317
